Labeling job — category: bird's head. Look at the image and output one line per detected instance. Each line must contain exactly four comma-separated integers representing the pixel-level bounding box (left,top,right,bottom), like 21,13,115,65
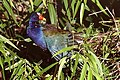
27,13,47,49
29,12,46,25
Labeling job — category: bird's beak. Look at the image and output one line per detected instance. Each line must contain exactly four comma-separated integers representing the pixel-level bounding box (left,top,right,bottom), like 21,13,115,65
39,15,46,22
37,12,46,22
37,13,46,25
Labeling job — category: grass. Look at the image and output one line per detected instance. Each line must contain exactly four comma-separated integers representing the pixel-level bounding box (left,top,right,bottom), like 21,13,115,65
0,0,120,80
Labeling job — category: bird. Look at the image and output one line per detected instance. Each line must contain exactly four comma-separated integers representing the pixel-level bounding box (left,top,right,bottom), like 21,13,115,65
27,12,83,61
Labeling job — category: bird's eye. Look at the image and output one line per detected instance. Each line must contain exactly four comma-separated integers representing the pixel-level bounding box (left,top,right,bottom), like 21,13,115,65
35,22,39,25
32,22,39,25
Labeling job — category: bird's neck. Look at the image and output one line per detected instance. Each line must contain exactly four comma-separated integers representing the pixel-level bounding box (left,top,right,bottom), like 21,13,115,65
28,21,47,49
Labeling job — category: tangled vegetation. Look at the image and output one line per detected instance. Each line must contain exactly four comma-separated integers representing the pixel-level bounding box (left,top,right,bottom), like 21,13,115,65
0,0,120,80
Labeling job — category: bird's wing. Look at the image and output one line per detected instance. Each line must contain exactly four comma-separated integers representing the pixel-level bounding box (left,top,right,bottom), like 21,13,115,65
42,24,83,60
42,24,71,60
44,33,69,60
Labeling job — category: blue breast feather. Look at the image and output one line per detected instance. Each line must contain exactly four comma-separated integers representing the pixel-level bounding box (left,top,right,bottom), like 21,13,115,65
27,25,47,50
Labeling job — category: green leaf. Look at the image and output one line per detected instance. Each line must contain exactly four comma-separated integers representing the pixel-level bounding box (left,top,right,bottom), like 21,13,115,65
112,31,120,36
60,71,65,80
80,3,85,25
0,35,19,50
59,18,65,27
73,0,81,18
36,62,58,76
88,50,103,75
5,56,12,71
72,53,79,77
71,0,76,15
63,0,68,10
0,42,6,58
5,60,23,70
88,68,92,80
17,65,25,76
42,0,47,7
34,0,42,6
45,74,53,80
85,4,90,11
67,9,71,22
26,65,32,74
0,22,7,28
48,2,57,24
10,60,24,79
0,57,6,80
104,53,109,58
53,45,77,58
30,0,34,11
92,70,103,80
24,38,32,42
58,57,67,80
84,0,88,4
63,0,71,21
87,52,98,74
7,0,15,9
79,62,87,80
3,0,18,25
34,65,41,74
92,0,108,16
0,56,3,69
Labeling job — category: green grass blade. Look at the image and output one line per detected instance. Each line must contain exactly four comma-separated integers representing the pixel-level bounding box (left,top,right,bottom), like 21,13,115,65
59,18,65,27
88,50,103,75
80,3,85,25
45,75,53,80
42,0,47,7
7,0,15,8
92,70,103,80
67,9,71,22
84,0,88,4
3,0,18,25
53,45,77,58
10,60,24,79
5,60,23,70
30,0,34,11
58,57,67,80
34,65,41,74
60,71,65,80
34,0,42,6
87,52,98,74
0,57,3,69
79,62,87,80
5,56,12,71
48,2,57,24
72,53,79,77
0,35,19,50
88,68,92,80
92,0,108,16
73,0,81,19
0,57,5,80
63,0,68,11
63,0,71,21
71,0,76,15
17,65,25,76
36,62,58,76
